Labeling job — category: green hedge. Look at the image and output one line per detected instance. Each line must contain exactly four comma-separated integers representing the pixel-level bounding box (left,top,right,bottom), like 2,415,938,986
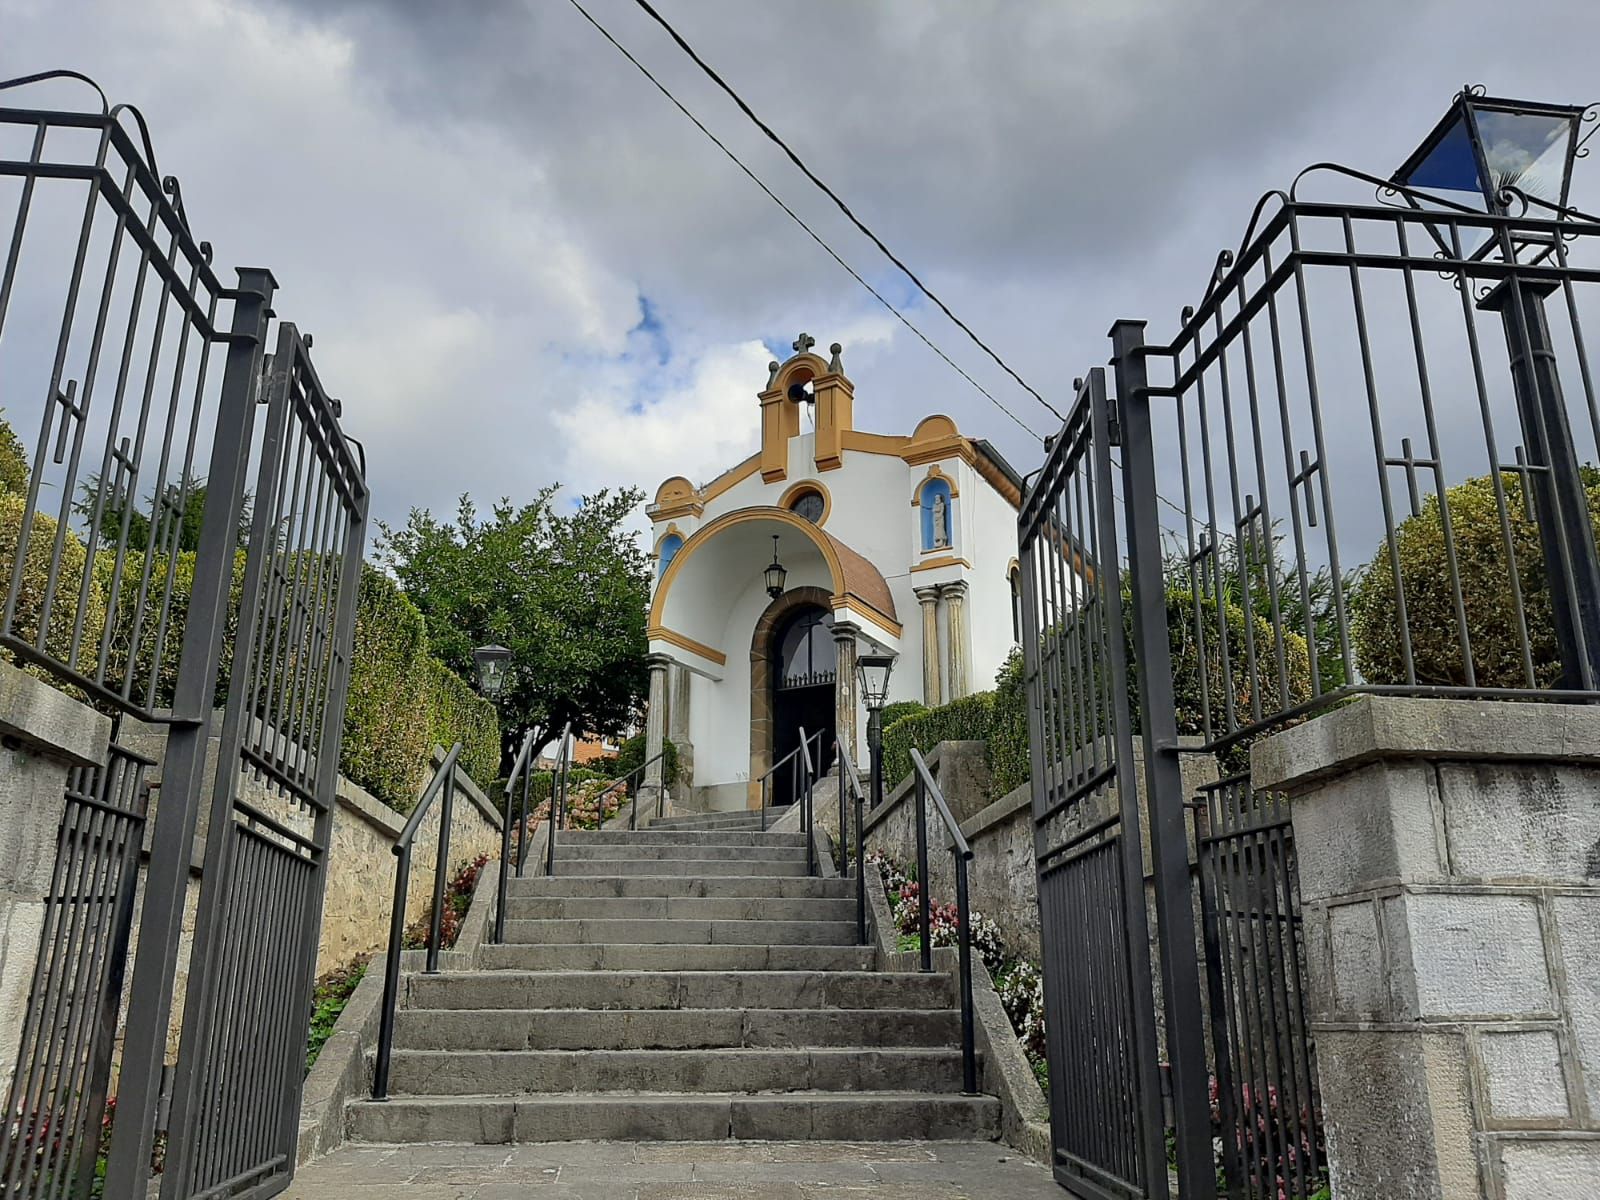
881,692,995,792
988,650,1029,796
1350,470,1600,690
341,565,500,811
877,700,928,731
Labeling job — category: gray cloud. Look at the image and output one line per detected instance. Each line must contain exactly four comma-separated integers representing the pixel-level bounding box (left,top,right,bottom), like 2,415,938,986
2,0,1598,537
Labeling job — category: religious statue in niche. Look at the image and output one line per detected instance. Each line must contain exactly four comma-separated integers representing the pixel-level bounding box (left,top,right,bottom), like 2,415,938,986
931,491,950,549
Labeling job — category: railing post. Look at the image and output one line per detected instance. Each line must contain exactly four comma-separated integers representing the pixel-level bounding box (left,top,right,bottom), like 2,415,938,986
914,771,931,973
1110,317,1218,1200
761,774,768,831
838,748,848,875
494,771,513,945
424,758,455,975
855,766,867,945
954,853,977,1095
371,844,410,1101
515,760,530,879
104,267,276,1196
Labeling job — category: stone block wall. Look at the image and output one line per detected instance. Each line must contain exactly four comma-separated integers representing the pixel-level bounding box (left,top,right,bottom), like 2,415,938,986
1255,696,1600,1200
0,676,500,1084
0,661,112,1098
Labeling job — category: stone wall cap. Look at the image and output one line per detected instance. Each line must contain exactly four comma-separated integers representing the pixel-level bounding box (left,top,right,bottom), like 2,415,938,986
0,658,111,767
1252,695,1600,793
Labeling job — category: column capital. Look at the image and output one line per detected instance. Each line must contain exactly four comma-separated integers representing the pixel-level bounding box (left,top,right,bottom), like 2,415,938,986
913,585,942,605
938,580,969,600
830,618,863,643
646,652,674,672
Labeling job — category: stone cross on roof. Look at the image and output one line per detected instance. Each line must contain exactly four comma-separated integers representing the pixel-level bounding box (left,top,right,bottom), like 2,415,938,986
791,332,815,355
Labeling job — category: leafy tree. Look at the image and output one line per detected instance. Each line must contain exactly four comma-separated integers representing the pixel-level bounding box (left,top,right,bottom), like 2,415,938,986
377,487,650,768
72,472,251,554
0,410,27,494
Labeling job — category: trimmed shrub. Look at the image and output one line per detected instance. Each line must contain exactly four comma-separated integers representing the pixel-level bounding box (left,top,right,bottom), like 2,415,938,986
0,490,108,689
877,700,928,730
1350,470,1600,690
881,691,996,791
340,565,500,813
614,732,678,789
988,649,1029,796
425,656,499,788
0,411,27,495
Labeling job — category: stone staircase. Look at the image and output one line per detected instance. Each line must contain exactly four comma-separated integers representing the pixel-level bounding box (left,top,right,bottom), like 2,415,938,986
347,809,1001,1143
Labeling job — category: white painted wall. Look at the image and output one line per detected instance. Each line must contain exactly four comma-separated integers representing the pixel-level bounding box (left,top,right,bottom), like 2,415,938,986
650,411,1022,793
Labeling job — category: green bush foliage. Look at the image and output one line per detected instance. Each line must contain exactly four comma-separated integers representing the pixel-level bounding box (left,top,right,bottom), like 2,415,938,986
341,565,500,812
1350,470,1600,689
881,691,995,790
0,490,108,688
877,700,928,730
988,649,1029,796
614,732,678,789
0,411,28,494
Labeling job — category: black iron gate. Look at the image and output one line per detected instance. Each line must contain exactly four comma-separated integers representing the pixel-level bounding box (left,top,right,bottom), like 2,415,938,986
1022,94,1600,1198
0,72,368,1199
1018,371,1167,1199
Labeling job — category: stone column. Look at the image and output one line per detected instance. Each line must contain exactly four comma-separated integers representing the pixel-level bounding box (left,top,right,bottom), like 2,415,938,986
1253,696,1600,1200
941,581,969,700
667,663,693,793
831,620,860,766
642,654,671,819
914,586,942,706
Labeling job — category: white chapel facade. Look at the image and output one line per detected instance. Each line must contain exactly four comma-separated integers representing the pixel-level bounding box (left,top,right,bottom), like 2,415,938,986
642,334,1024,810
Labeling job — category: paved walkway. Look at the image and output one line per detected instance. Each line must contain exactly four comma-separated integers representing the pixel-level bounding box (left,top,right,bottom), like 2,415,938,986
280,1141,1061,1198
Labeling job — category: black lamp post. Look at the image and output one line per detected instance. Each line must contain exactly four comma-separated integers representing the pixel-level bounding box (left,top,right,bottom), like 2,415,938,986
472,644,513,699
855,650,896,809
764,534,787,599
1394,88,1600,689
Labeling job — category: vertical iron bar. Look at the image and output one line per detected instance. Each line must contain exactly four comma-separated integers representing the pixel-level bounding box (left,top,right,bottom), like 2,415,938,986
855,763,867,945
425,760,455,974
914,772,931,972
105,268,276,1198
954,853,977,1095
371,845,410,1102
1110,320,1218,1200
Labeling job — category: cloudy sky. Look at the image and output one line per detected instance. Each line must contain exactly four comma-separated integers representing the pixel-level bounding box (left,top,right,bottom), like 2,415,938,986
3,0,1598,535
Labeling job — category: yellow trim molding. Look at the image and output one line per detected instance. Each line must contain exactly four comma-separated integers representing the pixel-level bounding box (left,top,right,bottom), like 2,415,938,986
827,596,903,638
910,556,971,574
910,464,960,505
777,479,832,527
647,626,728,667
651,506,901,640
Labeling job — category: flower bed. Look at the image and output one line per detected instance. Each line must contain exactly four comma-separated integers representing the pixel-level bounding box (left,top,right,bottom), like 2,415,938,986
867,850,1047,1091
403,852,490,951
509,777,628,862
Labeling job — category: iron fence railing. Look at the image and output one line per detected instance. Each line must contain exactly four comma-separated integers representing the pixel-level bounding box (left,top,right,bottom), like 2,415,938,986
372,741,463,1102
905,748,978,1097
835,739,869,944
0,72,369,1200
0,741,152,1200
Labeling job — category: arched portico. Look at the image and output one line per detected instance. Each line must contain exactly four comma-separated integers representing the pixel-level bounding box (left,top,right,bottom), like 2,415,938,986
645,507,899,810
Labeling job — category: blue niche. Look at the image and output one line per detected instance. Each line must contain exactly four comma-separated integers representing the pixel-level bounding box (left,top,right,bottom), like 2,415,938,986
657,533,684,578
918,478,954,552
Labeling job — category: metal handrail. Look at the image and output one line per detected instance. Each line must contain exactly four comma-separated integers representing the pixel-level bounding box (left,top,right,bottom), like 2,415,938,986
612,749,671,830
373,741,463,1101
544,721,574,877
836,741,868,944
907,747,978,1095
492,728,537,944
756,728,825,833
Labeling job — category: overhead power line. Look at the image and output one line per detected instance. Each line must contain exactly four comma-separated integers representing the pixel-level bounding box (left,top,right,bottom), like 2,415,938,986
564,0,1046,444
628,0,1066,426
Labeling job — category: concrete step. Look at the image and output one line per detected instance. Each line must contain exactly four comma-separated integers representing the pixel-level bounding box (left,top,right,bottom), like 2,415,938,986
405,969,953,1012
504,895,857,922
381,1047,974,1096
392,1007,962,1051
649,808,789,830
505,874,853,900
558,829,808,848
347,1091,1001,1144
553,842,808,862
550,857,811,877
500,918,859,946
477,943,876,972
